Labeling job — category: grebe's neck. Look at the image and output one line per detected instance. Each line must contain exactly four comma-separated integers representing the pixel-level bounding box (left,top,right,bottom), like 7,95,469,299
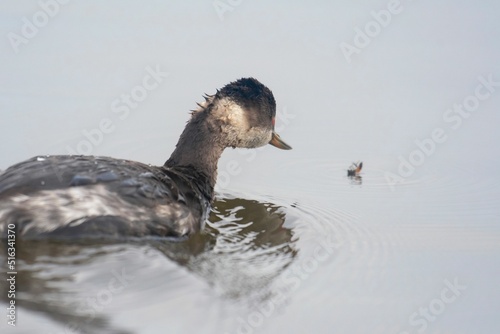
165,109,225,189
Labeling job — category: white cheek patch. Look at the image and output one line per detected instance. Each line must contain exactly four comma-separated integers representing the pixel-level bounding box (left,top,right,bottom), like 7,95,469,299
244,127,272,148
208,97,272,148
214,97,250,130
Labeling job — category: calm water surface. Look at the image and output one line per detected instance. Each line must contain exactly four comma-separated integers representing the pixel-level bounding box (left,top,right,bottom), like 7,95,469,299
1,159,499,333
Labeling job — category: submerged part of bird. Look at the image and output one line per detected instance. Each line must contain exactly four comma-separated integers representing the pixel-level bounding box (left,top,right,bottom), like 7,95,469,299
0,77,292,239
347,161,363,177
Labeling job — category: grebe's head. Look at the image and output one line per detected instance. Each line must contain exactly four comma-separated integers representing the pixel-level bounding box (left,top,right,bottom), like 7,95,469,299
194,77,292,150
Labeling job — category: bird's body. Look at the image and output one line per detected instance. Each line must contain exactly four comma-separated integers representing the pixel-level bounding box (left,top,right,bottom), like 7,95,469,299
0,78,291,239
0,155,210,238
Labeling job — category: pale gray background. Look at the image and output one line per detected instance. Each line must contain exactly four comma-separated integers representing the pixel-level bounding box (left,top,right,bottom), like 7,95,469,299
1,1,500,334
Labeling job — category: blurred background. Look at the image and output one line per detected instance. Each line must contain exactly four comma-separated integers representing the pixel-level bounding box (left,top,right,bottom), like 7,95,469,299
1,1,500,333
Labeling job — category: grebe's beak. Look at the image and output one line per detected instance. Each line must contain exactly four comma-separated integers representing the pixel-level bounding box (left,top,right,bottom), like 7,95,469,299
269,131,292,150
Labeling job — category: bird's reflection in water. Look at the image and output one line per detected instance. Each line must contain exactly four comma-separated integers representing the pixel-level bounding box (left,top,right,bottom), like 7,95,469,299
157,195,298,298
0,196,297,333
348,175,363,185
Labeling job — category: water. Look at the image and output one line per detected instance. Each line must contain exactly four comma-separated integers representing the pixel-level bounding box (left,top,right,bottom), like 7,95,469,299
1,1,500,333
2,162,499,333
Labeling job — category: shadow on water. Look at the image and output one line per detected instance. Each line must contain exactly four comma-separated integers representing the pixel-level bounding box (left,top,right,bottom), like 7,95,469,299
0,196,297,334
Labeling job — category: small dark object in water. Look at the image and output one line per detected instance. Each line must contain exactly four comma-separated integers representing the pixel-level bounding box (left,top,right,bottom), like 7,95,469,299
347,161,363,177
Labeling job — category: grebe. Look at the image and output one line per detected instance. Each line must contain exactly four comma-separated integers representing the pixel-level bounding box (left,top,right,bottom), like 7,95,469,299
0,78,291,239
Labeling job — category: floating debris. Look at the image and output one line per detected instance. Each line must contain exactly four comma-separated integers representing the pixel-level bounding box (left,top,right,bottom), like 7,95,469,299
347,161,363,177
